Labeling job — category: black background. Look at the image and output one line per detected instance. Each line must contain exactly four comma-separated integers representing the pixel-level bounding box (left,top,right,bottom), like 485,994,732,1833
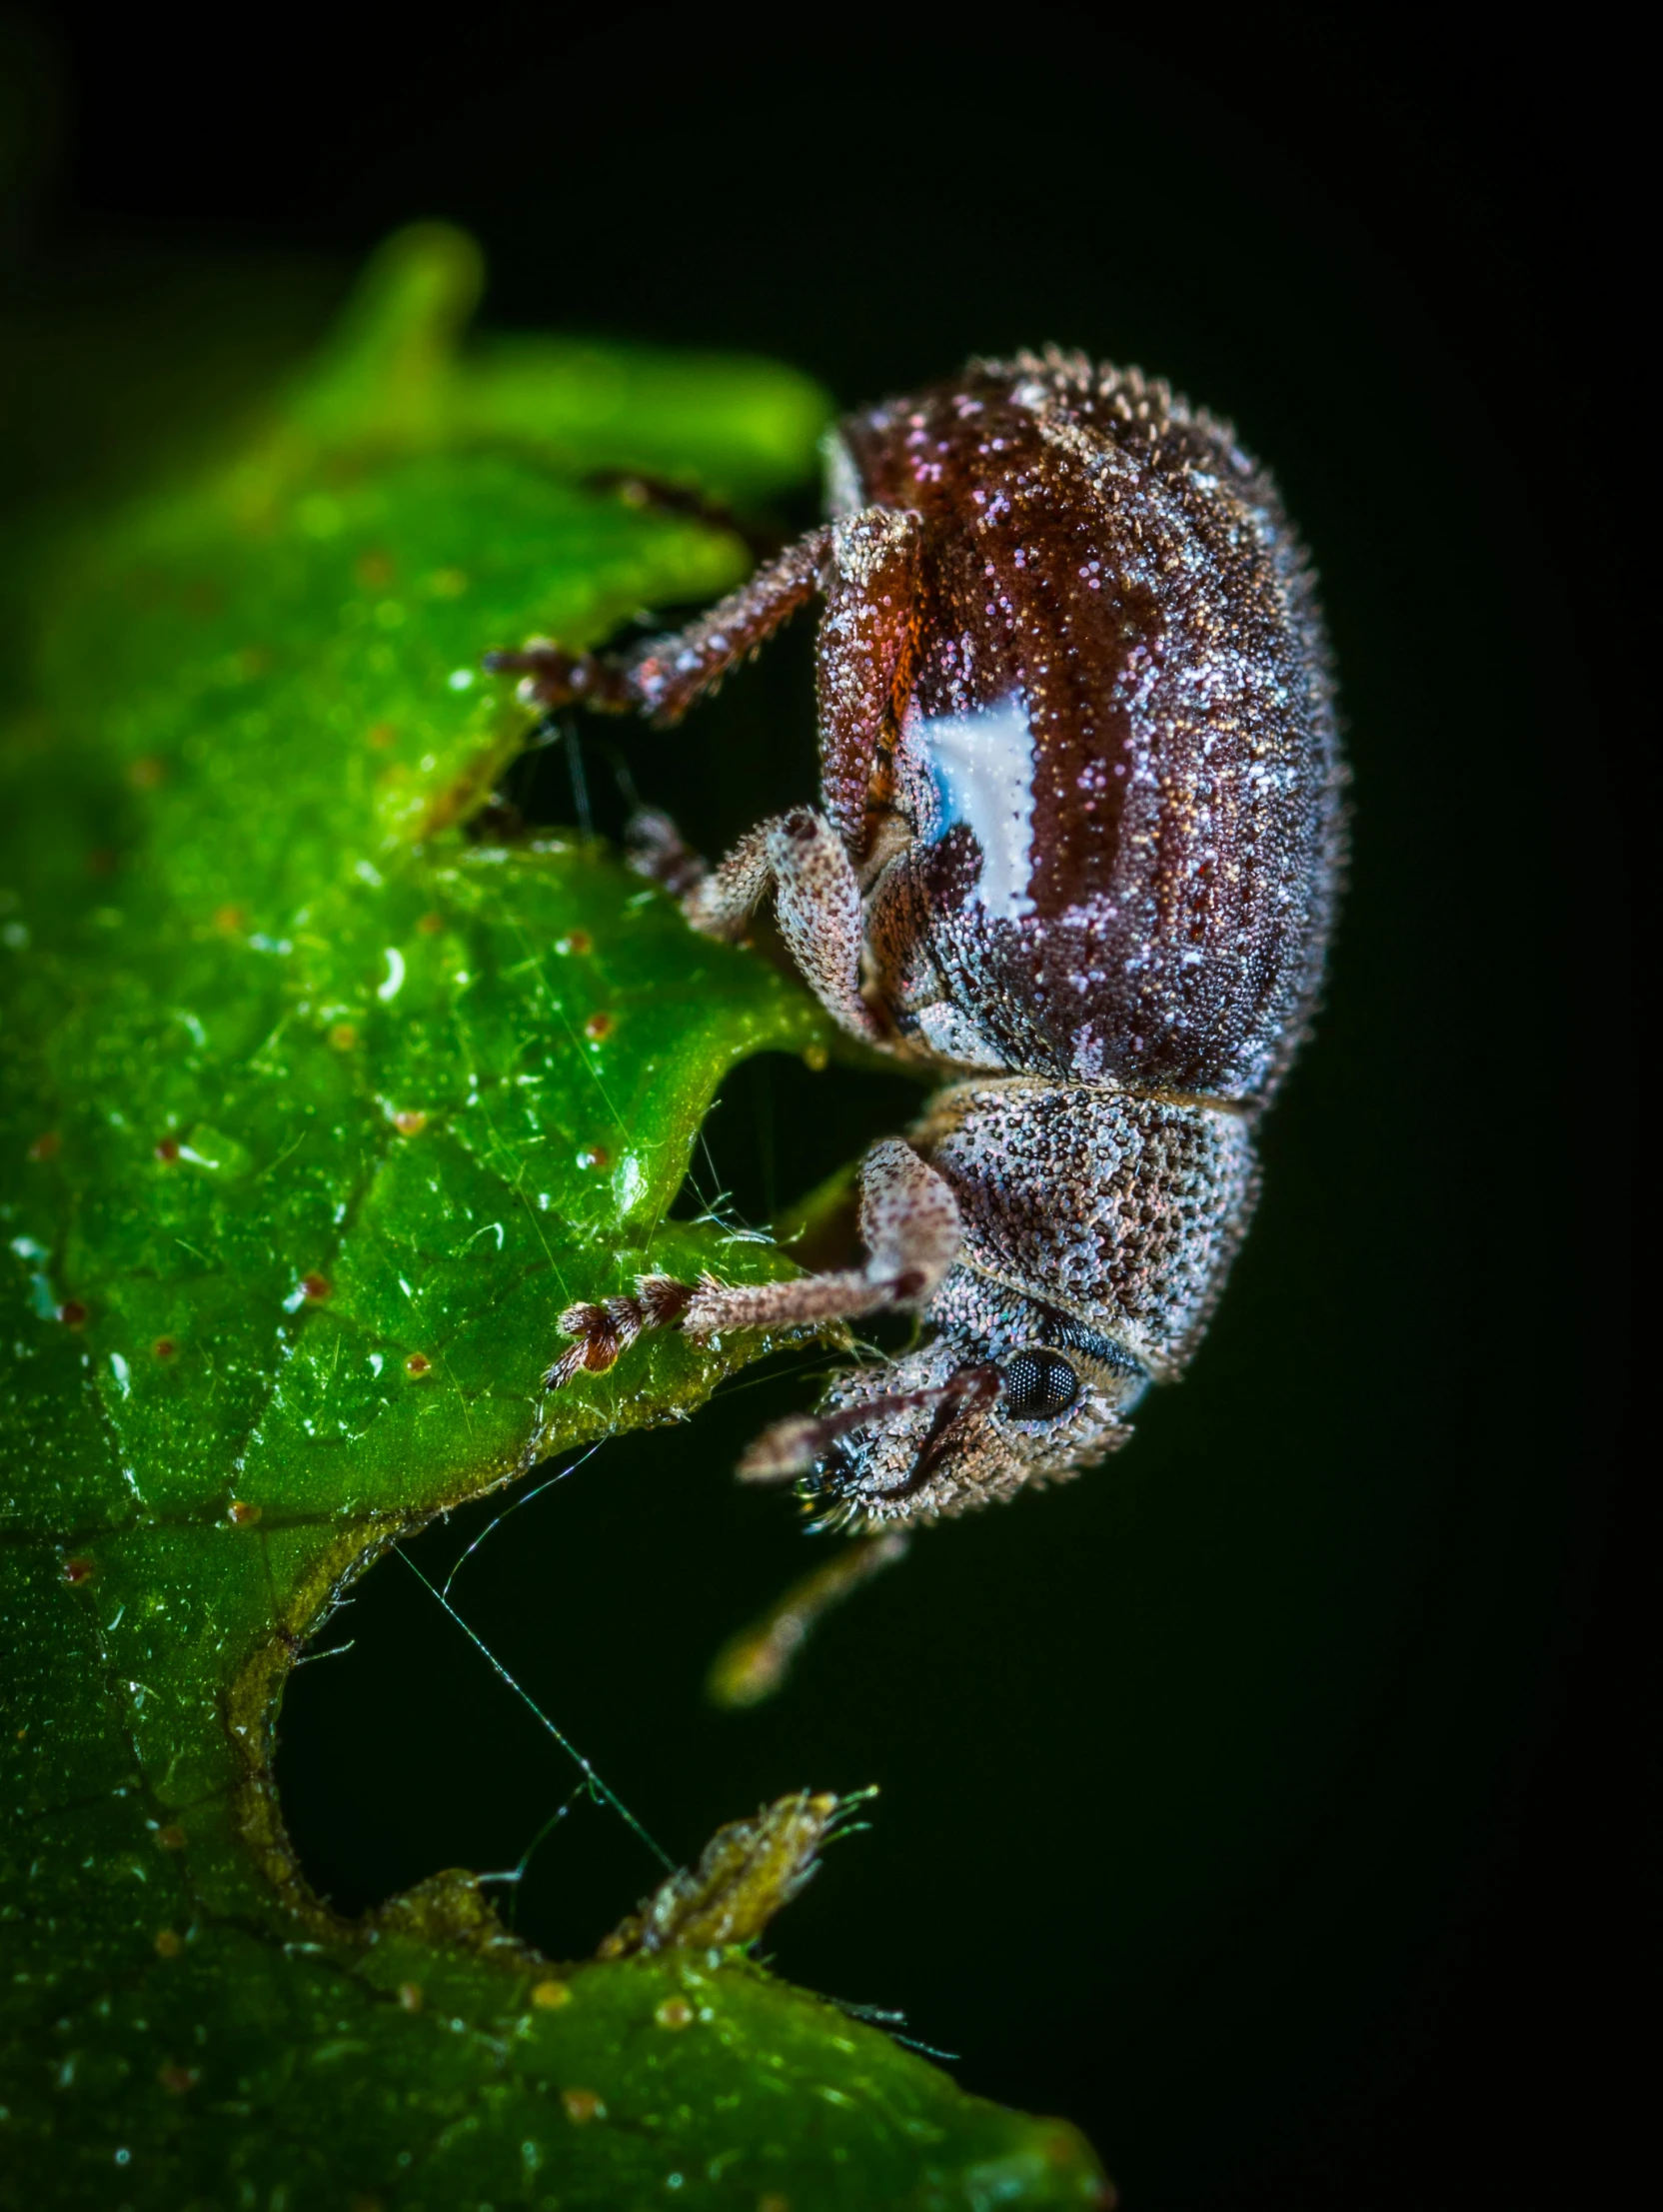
3,18,1624,2208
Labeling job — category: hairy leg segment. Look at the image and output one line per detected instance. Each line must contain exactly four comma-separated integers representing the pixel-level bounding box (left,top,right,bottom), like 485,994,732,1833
544,1137,961,1390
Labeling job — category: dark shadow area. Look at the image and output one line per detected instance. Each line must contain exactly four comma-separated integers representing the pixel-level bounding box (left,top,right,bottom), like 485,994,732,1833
4,20,1623,2206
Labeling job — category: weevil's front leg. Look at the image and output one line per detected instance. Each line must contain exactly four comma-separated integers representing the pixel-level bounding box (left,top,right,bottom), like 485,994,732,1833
679,806,879,1046
487,525,833,725
544,1137,961,1389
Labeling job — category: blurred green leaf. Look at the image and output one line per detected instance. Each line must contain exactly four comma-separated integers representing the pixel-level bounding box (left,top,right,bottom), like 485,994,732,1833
0,228,1108,2209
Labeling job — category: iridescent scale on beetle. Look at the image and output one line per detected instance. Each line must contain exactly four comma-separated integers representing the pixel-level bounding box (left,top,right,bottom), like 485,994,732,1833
489,348,1344,1532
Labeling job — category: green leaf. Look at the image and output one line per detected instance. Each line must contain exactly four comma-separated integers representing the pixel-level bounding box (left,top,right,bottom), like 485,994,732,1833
0,229,1109,2208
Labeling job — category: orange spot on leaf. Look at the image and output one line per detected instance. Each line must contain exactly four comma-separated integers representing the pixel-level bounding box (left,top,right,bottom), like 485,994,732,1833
404,1353,432,1377
300,1272,332,1302
227,1500,262,1527
58,1300,87,1328
392,1109,428,1137
61,1556,94,1585
583,1013,614,1042
27,1131,60,1161
152,1337,177,1361
154,1136,180,1162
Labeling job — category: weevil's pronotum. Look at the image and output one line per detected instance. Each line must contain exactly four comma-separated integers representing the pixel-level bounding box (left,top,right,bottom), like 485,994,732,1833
491,349,1343,1532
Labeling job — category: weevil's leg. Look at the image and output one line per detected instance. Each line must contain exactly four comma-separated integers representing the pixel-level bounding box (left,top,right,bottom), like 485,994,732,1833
817,509,923,854
682,807,878,1045
706,1530,910,1707
544,1137,960,1388
486,525,833,724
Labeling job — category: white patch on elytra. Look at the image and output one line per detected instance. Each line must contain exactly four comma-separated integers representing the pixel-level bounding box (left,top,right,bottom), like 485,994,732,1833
917,693,1037,921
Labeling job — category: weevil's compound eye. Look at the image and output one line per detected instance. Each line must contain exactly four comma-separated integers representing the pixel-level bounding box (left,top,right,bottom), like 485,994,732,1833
999,1349,1080,1421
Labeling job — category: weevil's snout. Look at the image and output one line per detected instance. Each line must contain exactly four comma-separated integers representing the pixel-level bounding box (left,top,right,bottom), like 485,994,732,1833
740,1328,1148,1526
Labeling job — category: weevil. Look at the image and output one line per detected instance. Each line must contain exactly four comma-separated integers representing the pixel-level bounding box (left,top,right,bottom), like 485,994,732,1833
491,349,1343,1531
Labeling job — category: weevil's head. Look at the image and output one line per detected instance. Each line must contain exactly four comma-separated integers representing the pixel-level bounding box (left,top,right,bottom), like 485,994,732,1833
739,1296,1150,1527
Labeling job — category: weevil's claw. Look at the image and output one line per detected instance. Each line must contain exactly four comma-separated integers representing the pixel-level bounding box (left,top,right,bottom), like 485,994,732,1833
542,1299,619,1389
541,1342,593,1390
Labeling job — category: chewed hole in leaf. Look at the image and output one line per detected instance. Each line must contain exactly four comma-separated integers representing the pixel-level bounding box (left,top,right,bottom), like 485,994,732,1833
275,1365,872,1962
1,223,1110,2207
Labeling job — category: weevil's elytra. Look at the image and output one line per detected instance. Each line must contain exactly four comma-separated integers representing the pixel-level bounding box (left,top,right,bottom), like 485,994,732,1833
490,348,1343,1529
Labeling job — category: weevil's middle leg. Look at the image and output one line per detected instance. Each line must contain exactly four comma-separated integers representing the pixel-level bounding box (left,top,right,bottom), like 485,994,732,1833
680,806,882,1046
624,802,878,1043
545,1137,960,1389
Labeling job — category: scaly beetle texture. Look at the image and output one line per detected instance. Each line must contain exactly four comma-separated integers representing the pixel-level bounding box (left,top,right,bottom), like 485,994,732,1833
490,349,1344,1529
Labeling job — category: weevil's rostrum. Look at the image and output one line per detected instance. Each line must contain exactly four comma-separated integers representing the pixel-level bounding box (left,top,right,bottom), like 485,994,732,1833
493,349,1343,1527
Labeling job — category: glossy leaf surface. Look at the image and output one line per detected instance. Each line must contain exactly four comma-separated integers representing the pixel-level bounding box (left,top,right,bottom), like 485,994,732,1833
0,229,1108,2209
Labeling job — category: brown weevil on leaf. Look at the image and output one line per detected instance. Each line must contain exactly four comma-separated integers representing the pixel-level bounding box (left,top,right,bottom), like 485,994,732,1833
492,349,1343,1533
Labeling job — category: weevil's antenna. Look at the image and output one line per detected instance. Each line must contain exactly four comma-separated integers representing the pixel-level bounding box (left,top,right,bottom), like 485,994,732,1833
736,1367,997,1482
